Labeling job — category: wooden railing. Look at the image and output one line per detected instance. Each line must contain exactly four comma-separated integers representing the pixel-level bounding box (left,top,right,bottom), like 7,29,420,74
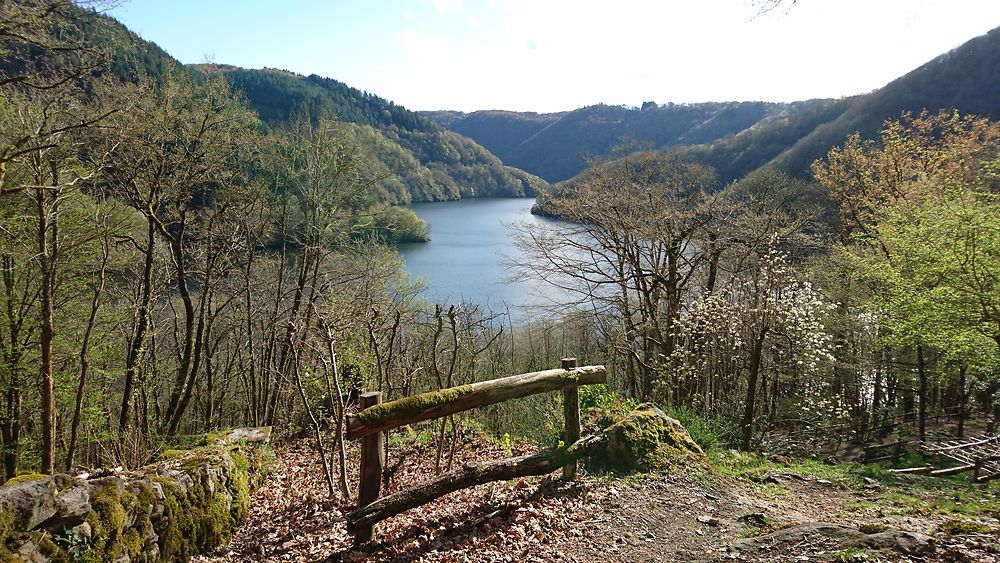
347,358,606,546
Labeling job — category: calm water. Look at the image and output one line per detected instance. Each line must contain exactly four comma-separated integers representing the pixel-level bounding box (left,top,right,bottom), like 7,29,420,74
398,197,564,314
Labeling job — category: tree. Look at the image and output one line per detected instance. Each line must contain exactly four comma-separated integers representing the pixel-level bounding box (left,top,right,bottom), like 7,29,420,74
103,70,262,437
517,150,719,399
672,240,835,450
814,111,1000,437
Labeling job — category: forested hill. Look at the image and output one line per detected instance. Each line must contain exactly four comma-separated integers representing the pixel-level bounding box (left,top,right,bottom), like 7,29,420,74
429,26,1000,185
676,25,1000,184
19,8,548,205
206,67,548,202
760,25,1000,177
424,101,830,183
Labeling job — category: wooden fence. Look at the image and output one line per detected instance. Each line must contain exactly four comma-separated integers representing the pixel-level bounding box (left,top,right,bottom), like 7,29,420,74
890,434,1000,481
345,358,606,546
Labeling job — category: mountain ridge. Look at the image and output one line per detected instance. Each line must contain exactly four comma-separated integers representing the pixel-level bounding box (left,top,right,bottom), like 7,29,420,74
425,25,999,186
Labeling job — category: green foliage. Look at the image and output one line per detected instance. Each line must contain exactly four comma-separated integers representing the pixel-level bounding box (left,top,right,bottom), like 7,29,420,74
660,405,735,453
820,112,1000,380
353,206,429,243
580,384,637,429
214,66,547,204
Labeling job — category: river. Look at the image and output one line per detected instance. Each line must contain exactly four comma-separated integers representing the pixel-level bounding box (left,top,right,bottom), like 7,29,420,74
397,197,565,316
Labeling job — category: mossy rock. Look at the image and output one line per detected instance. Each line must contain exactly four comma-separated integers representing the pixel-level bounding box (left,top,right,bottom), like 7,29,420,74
589,403,706,472
4,473,48,486
0,435,264,562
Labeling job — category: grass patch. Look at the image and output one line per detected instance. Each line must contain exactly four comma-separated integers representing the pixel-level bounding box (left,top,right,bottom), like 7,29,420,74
938,518,996,535
707,449,1000,519
833,547,876,561
843,500,876,513
659,405,733,453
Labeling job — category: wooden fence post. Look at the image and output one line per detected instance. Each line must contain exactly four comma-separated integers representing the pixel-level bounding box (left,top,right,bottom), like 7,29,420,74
355,391,384,546
562,357,580,480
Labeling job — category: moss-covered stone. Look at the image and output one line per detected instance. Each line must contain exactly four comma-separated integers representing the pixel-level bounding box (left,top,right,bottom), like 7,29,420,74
589,403,706,473
0,429,265,562
3,473,48,486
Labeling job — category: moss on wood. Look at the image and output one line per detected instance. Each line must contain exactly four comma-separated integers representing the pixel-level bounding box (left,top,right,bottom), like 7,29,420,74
355,385,475,426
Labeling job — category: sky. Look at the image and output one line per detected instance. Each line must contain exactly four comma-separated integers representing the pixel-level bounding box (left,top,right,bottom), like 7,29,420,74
108,0,1000,114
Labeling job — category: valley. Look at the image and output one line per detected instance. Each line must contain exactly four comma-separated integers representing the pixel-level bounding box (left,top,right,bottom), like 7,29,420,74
0,2,998,562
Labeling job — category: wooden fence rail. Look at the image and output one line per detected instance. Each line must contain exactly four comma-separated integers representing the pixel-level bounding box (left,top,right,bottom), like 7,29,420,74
347,358,606,547
889,433,1000,482
345,362,605,440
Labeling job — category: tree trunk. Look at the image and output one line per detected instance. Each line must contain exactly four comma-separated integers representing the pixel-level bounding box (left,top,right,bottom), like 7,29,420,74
162,220,204,435
35,186,56,475
1,255,24,480
871,360,882,439
741,331,767,452
956,364,966,438
67,238,109,470
917,345,927,442
120,218,155,436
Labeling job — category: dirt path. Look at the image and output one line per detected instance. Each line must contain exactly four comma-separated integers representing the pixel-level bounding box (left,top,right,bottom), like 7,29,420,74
194,438,999,562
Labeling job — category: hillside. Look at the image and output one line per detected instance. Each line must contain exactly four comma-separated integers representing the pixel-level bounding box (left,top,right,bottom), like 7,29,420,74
425,101,828,183
764,25,1000,177
209,67,547,203
14,8,548,205
429,26,999,186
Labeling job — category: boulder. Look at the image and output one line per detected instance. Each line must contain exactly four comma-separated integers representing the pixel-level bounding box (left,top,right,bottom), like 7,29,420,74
589,403,705,472
0,474,90,531
732,522,935,558
218,426,272,445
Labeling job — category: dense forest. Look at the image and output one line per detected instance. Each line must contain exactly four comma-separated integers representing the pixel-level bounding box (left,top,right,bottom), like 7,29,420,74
1,2,999,560
214,67,549,203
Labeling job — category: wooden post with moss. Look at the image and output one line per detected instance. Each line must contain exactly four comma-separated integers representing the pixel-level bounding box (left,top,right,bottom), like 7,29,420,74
346,365,606,440
355,391,384,546
562,357,580,480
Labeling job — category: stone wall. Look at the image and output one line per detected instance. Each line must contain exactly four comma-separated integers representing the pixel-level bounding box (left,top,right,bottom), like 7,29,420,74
0,427,270,562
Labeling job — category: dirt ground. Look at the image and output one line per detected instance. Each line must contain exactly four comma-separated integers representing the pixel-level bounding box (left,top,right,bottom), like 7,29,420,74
193,437,1000,562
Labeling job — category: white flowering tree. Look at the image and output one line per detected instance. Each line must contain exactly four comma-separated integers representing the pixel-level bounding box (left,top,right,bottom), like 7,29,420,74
671,239,836,450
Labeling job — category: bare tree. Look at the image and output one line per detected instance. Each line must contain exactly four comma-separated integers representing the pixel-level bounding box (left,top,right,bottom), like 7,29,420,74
515,151,718,399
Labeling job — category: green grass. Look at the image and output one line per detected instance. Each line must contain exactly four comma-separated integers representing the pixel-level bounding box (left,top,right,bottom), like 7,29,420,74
387,423,436,447
833,547,876,562
708,449,1000,518
938,518,997,535
659,405,734,453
